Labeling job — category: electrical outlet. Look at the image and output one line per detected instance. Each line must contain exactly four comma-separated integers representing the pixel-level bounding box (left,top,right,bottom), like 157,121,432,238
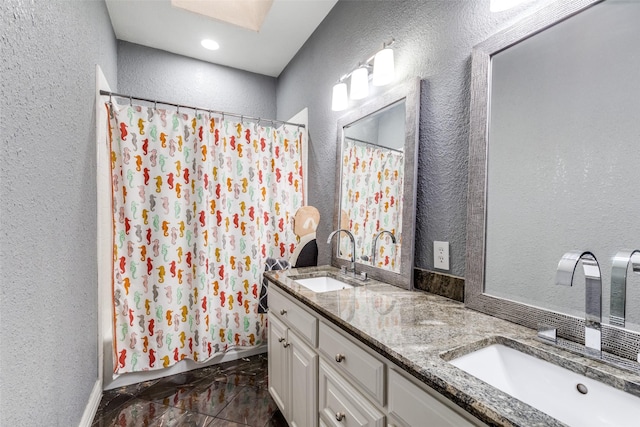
434,241,450,270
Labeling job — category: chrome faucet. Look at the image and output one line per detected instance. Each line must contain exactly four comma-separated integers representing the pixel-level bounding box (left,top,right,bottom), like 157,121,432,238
610,249,640,328
327,229,357,276
556,250,602,352
371,230,396,267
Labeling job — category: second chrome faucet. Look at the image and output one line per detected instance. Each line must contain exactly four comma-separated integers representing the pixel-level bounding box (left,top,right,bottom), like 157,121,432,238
554,249,640,354
610,249,640,328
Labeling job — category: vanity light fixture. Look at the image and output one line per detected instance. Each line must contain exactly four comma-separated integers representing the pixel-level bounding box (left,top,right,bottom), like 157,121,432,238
330,39,395,111
201,39,220,51
331,82,348,111
350,66,369,100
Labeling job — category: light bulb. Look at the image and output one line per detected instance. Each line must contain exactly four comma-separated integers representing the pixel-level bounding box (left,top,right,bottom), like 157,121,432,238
201,39,220,50
350,67,369,100
331,82,348,111
372,48,394,86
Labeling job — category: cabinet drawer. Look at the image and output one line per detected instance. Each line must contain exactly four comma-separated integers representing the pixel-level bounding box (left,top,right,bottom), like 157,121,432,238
318,322,385,405
319,360,385,427
388,369,478,427
269,285,318,346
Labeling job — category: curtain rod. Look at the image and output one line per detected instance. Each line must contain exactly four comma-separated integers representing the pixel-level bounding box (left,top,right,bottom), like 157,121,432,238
99,90,306,129
345,136,403,153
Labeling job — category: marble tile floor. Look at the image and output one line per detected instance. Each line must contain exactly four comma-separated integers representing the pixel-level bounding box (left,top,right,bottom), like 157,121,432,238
92,354,288,427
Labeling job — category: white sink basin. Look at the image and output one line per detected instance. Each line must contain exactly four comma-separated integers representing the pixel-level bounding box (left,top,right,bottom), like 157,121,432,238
449,344,640,426
295,276,354,293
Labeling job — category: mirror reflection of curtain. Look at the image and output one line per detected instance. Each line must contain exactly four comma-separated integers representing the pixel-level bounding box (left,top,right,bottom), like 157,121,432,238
107,102,303,374
340,138,403,271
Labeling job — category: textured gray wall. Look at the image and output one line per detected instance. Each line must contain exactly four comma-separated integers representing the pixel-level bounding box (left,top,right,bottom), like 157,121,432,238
276,0,547,276
0,0,117,425
118,41,277,119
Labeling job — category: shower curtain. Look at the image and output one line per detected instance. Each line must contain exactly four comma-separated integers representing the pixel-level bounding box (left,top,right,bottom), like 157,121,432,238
107,102,304,373
340,139,404,269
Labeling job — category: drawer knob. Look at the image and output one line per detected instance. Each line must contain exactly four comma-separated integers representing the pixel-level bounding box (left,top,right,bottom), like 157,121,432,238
335,353,345,363
283,341,290,348
278,337,285,343
280,309,287,315
335,412,345,422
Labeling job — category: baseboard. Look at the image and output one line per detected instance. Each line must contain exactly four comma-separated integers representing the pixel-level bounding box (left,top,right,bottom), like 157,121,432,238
79,379,102,427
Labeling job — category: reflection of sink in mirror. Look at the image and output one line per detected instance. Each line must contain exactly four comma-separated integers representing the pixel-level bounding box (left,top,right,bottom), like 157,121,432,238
294,276,354,293
449,343,640,426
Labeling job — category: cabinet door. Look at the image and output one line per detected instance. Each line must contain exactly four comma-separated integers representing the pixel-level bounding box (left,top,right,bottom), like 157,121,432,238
268,314,289,418
289,330,319,427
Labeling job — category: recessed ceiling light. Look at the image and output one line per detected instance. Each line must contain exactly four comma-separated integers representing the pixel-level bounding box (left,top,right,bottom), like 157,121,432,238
201,39,220,51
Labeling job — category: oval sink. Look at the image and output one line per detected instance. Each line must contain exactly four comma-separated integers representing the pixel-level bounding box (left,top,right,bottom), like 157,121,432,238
449,343,640,426
295,276,354,293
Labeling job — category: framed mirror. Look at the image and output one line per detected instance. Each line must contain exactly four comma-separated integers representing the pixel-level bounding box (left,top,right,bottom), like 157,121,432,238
332,78,420,290
466,0,640,358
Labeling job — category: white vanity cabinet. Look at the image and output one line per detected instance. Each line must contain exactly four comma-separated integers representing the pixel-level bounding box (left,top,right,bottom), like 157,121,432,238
268,286,319,427
267,283,485,427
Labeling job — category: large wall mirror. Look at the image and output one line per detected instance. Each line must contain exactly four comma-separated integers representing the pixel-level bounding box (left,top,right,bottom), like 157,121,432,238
466,0,640,358
332,78,420,290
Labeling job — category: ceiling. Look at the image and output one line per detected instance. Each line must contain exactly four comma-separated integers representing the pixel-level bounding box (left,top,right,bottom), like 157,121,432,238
105,0,339,77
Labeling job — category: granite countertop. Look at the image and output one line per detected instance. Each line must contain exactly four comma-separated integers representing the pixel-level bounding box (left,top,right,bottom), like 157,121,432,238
264,266,640,427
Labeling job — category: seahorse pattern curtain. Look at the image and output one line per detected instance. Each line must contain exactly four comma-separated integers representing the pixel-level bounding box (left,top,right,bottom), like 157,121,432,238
339,139,404,269
107,102,303,373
